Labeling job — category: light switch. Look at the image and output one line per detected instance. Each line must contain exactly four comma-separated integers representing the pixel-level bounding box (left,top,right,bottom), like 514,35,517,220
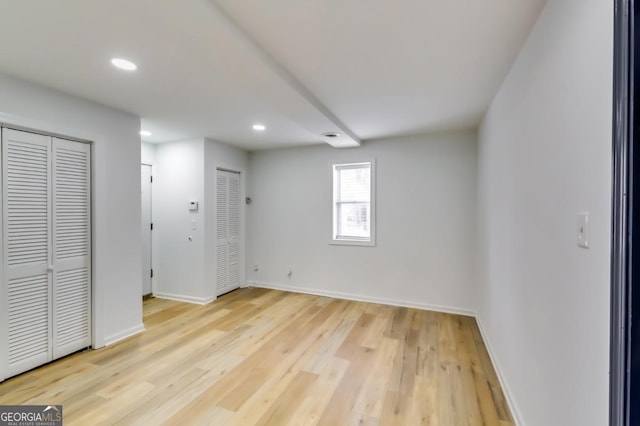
577,213,590,249
191,220,197,230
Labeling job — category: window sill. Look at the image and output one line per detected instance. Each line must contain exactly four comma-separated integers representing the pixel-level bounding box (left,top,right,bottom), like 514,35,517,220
329,239,376,247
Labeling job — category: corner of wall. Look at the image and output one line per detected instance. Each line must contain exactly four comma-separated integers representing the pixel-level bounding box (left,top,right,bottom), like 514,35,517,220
473,312,526,426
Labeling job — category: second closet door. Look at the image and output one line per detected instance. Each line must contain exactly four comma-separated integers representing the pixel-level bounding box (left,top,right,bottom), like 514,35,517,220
216,169,240,296
52,138,91,359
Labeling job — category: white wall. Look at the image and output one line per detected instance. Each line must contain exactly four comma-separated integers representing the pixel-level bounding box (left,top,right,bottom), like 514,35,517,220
153,139,207,302
141,142,156,165
204,138,249,297
153,138,248,302
477,1,612,425
247,130,477,313
0,73,143,347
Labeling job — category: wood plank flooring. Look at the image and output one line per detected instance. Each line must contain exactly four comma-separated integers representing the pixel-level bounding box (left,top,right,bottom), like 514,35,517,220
0,288,514,425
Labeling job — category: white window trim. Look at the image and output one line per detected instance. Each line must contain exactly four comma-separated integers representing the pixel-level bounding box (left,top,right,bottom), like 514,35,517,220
330,159,376,247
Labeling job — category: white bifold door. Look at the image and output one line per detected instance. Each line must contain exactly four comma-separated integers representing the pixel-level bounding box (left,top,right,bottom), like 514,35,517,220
1,128,91,379
216,169,240,296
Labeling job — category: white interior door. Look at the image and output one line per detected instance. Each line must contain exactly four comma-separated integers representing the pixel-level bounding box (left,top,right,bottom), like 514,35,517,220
51,137,91,360
216,169,240,296
2,129,53,377
227,171,240,291
1,129,92,379
141,164,152,296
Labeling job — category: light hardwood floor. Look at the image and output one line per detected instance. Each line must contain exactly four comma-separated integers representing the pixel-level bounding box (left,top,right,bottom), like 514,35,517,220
0,288,514,425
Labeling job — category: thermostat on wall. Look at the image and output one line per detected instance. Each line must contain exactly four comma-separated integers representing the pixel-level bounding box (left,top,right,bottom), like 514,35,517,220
189,201,199,212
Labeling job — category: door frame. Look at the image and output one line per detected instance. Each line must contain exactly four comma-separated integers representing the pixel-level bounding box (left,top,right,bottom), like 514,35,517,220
611,0,633,424
141,162,153,297
214,164,246,297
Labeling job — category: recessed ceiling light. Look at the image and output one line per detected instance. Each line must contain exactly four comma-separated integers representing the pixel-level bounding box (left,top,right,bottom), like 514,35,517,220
253,124,266,131
140,130,152,137
322,132,341,138
111,58,137,71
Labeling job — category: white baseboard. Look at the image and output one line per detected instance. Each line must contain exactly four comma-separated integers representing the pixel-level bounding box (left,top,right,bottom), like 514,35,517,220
474,315,524,426
153,292,216,305
247,280,475,317
104,323,145,346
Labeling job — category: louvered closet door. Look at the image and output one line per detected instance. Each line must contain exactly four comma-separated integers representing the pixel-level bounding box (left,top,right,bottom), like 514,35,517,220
216,171,228,294
216,169,240,296
2,129,53,377
227,172,240,291
51,138,91,359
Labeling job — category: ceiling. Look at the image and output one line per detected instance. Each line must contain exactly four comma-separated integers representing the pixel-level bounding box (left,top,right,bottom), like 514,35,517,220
0,0,546,150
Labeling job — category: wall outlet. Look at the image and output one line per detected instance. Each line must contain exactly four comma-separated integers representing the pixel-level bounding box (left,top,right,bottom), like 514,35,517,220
253,264,259,272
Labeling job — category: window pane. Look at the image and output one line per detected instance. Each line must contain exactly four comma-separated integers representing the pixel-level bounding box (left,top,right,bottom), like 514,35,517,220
337,167,370,202
337,202,370,238
333,161,374,244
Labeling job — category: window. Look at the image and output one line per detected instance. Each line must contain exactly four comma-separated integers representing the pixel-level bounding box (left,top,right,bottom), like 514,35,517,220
332,161,375,246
